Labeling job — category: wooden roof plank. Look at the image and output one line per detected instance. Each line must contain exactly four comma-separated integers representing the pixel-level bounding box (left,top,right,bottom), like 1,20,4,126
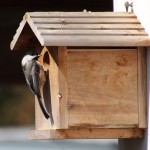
43,35,150,47
39,29,147,36
32,18,139,24
10,19,26,50
29,12,136,18
36,24,144,30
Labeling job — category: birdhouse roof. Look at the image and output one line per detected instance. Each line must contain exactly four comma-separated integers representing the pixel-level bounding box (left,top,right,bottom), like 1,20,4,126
10,12,150,50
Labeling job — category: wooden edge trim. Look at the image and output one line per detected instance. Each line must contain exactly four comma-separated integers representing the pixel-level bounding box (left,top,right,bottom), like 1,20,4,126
138,47,147,128
58,46,68,128
29,128,144,139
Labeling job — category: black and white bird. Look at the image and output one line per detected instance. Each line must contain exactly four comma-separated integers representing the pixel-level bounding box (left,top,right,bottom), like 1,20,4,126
21,52,50,119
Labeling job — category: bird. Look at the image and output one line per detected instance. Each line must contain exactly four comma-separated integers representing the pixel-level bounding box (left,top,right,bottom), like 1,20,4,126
21,51,50,119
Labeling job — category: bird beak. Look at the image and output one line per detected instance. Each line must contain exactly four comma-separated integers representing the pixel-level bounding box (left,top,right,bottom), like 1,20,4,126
36,54,41,57
33,54,41,59
37,54,41,57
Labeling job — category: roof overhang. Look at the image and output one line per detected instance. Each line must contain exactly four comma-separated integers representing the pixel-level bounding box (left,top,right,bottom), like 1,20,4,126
10,12,150,50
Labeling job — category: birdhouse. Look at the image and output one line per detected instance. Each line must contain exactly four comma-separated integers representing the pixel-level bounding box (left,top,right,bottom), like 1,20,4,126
10,12,150,139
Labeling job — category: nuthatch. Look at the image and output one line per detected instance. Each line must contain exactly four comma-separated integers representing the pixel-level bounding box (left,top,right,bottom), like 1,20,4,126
21,52,50,119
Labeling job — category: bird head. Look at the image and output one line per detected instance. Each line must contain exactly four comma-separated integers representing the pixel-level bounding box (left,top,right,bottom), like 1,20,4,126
21,51,41,67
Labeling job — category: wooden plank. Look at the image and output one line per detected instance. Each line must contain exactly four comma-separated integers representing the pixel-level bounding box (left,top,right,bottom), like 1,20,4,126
58,47,68,128
39,29,147,36
35,47,53,130
146,47,150,149
36,24,144,30
138,47,147,128
48,47,60,128
28,12,136,18
43,35,150,46
44,46,68,129
29,128,144,139
10,19,26,50
32,18,139,24
67,49,138,128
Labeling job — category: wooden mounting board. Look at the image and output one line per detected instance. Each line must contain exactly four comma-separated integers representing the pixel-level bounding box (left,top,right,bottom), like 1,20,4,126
29,128,144,139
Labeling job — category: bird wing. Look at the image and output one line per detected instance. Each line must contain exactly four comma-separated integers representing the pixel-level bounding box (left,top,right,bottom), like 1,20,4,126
31,61,50,119
22,60,40,95
30,61,40,96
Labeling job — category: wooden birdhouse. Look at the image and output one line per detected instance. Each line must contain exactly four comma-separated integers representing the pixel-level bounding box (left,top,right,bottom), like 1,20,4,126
10,12,150,139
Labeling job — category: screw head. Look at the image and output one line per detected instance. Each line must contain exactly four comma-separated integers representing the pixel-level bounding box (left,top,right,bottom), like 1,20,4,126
58,94,62,99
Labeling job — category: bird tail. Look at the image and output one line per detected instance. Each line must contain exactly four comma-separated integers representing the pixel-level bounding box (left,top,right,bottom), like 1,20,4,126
37,95,50,119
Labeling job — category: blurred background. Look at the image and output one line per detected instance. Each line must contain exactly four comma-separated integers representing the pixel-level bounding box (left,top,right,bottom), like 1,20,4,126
0,0,118,150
